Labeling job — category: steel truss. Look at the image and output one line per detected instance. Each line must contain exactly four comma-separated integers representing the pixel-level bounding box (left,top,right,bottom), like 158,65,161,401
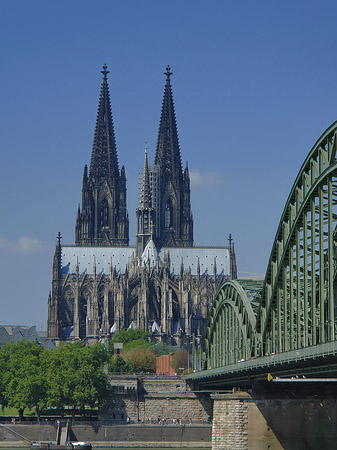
205,122,337,369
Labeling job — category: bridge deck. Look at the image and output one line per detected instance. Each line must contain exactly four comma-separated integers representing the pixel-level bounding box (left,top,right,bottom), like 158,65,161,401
187,341,337,388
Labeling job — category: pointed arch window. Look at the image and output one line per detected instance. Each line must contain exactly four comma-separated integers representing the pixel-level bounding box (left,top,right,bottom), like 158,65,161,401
165,201,172,228
138,214,142,233
144,212,148,232
100,199,109,227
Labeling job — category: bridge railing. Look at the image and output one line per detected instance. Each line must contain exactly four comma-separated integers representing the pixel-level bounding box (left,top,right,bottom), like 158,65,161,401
188,340,337,381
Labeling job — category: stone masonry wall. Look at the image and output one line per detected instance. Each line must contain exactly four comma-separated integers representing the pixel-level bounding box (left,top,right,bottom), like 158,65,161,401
139,393,211,422
99,375,212,424
212,392,248,450
0,423,212,447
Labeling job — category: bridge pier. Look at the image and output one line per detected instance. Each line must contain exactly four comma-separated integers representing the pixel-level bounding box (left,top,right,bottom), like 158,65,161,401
212,392,281,450
211,386,337,450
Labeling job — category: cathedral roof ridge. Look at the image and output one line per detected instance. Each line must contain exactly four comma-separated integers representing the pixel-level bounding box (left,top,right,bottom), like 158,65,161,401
61,244,136,250
192,245,230,249
159,244,229,250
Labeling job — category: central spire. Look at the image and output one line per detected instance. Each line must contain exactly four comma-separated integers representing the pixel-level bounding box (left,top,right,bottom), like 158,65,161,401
140,142,151,208
89,63,119,182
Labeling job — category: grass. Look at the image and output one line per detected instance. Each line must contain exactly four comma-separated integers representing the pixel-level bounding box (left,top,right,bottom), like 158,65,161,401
0,405,98,418
1,406,35,416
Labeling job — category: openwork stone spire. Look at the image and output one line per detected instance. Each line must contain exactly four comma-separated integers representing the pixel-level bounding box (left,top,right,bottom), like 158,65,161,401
152,65,193,248
140,142,151,208
89,63,119,182
75,64,129,246
155,65,183,187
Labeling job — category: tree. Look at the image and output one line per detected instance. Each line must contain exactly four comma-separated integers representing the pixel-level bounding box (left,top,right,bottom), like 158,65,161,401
0,347,8,409
108,329,152,351
153,342,176,356
1,341,47,420
170,349,188,374
71,344,110,411
124,348,156,373
44,342,109,415
108,354,132,373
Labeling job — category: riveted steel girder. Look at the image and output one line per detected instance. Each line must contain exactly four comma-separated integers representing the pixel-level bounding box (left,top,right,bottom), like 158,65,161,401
203,121,337,373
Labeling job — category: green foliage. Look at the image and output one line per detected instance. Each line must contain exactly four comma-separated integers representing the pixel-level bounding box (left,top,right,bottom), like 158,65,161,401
170,349,188,374
0,349,8,408
123,338,153,353
108,329,154,359
124,348,156,373
44,342,109,411
0,340,109,418
109,329,151,348
153,341,177,356
108,354,132,373
107,329,158,374
0,341,47,418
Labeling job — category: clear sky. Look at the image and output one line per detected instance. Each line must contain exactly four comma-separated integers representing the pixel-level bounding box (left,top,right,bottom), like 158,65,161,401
1,0,337,328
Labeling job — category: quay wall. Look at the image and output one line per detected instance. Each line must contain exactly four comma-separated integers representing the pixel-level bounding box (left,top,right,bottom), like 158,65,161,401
0,423,212,448
0,375,212,448
99,375,212,423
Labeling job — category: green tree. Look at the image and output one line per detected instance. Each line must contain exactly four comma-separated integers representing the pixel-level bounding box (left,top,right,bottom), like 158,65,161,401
124,348,156,373
1,341,47,420
153,342,176,356
170,349,188,374
42,346,64,413
0,347,8,409
108,354,132,373
109,329,151,347
44,342,109,415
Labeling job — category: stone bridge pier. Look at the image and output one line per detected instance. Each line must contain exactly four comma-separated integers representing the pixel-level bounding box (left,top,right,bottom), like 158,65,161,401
211,383,337,450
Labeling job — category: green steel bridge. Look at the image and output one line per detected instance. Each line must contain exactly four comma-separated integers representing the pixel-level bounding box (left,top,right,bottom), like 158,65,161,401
188,121,337,388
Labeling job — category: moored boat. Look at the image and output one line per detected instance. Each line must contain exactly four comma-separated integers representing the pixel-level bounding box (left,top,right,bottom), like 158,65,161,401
31,442,91,449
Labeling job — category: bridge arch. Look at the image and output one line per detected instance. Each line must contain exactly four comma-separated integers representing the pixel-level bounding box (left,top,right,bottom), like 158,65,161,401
202,121,337,371
204,280,256,368
256,122,337,356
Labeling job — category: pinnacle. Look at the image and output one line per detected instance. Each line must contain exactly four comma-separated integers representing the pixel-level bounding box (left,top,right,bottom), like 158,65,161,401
140,144,151,208
164,64,172,83
101,63,109,79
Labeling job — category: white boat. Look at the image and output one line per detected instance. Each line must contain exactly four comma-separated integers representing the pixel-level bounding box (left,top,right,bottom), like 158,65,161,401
31,442,92,449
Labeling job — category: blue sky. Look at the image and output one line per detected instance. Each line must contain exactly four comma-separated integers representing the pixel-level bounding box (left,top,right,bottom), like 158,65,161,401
1,0,337,328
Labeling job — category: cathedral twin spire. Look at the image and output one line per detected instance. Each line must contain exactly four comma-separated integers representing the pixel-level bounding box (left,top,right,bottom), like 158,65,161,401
76,64,193,250
75,64,128,246
151,65,193,248
89,63,119,182
155,65,183,186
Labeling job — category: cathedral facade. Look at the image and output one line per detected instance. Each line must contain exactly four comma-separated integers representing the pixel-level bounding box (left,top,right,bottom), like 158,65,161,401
47,65,237,345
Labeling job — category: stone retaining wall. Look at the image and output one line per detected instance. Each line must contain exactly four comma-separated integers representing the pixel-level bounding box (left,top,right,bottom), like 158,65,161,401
99,375,212,423
0,423,212,448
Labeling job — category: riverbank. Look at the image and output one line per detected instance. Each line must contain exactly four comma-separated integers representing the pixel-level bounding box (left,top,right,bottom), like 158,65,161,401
0,424,212,448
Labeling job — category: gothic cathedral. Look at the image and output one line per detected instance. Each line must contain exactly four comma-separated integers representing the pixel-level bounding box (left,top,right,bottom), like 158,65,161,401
47,65,237,345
